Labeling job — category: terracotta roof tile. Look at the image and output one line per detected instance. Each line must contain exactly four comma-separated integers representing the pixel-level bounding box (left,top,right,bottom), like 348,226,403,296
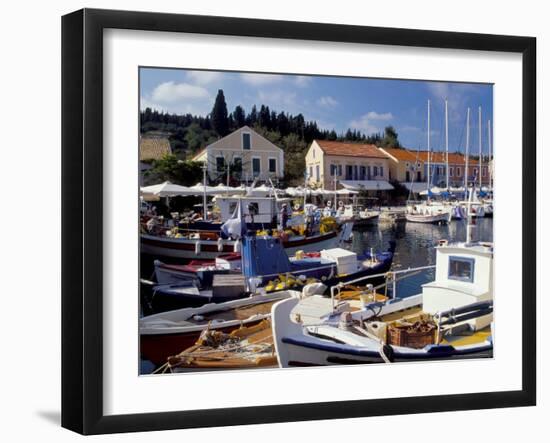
416,151,482,165
315,140,387,159
380,147,421,162
139,137,172,161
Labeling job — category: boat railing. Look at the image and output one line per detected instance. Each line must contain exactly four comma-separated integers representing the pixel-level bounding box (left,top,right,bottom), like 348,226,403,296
329,264,436,311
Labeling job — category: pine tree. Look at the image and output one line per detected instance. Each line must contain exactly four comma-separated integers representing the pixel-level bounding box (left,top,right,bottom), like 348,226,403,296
211,89,229,136
233,105,246,128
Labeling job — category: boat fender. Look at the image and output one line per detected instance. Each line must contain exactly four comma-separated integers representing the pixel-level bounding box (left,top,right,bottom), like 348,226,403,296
195,240,201,255
217,237,224,252
234,239,241,253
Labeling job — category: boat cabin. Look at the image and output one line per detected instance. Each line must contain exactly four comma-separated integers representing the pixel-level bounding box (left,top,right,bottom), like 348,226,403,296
215,196,291,225
421,241,493,329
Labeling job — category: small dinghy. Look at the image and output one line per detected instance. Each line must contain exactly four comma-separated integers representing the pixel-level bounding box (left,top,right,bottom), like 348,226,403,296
140,290,300,366
164,319,277,372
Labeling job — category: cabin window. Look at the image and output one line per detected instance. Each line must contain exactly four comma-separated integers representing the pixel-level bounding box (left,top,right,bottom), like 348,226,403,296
228,202,237,215
448,256,475,283
252,158,261,176
242,133,251,150
456,167,461,177
216,156,225,172
449,167,453,177
269,158,277,173
247,202,259,215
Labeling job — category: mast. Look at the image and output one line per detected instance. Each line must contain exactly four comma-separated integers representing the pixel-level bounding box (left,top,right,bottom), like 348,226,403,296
464,108,470,192
427,100,431,195
202,164,208,220
478,106,482,190
445,99,449,190
487,120,493,191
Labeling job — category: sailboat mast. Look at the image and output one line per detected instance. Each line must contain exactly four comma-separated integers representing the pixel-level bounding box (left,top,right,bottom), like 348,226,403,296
488,119,492,190
445,99,449,190
478,106,482,190
465,108,470,192
202,164,208,220
428,100,432,198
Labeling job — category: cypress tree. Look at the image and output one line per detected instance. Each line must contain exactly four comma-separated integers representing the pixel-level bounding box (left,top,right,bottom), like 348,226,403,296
211,89,229,136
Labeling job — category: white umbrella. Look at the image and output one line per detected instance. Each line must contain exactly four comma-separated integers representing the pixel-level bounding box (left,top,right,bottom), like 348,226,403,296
188,182,218,195
139,181,191,197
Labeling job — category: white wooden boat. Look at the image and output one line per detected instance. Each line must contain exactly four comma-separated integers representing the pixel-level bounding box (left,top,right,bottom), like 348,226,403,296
405,203,452,224
272,194,494,368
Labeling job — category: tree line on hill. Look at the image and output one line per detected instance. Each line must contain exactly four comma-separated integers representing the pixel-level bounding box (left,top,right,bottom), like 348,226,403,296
141,89,401,185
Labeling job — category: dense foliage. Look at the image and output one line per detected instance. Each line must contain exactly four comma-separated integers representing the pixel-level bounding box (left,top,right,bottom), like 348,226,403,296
140,90,401,184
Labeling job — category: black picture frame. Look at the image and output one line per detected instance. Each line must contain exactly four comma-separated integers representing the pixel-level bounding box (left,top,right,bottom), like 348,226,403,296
62,8,537,435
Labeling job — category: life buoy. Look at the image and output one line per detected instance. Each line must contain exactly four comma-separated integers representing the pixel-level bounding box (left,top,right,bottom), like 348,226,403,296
338,200,344,208
294,203,301,211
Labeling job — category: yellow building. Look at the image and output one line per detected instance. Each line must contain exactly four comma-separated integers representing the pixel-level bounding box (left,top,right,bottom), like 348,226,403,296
378,147,425,183
305,140,392,192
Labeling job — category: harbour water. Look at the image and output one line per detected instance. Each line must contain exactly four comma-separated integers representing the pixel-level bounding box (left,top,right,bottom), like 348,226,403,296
352,218,493,299
140,217,493,374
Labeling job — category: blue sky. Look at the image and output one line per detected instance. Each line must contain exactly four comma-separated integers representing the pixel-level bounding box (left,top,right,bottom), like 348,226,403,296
140,67,493,154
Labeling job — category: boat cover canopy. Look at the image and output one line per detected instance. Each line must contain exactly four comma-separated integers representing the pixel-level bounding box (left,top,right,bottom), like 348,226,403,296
340,180,394,191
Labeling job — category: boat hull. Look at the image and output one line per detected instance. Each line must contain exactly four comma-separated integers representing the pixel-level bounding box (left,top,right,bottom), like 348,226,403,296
141,231,339,260
405,213,451,224
140,320,265,366
280,336,493,367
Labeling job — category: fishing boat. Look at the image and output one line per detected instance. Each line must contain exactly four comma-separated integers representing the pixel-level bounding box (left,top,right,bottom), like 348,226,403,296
343,204,380,228
272,193,493,367
405,202,452,224
148,234,394,311
164,319,277,372
242,234,395,292
154,253,242,286
140,290,300,366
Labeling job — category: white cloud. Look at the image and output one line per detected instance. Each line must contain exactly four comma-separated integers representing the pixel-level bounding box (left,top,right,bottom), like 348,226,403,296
151,81,210,103
186,71,223,85
140,96,212,116
294,76,312,87
349,111,394,134
257,90,298,108
426,82,478,123
317,96,339,108
365,111,393,121
240,73,285,85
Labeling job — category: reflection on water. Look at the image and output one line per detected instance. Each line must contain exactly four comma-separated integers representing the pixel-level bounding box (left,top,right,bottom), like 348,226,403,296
351,218,493,298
